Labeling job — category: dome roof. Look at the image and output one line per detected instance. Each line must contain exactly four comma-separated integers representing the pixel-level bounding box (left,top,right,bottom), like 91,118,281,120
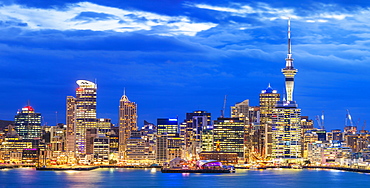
265,85,274,93
262,83,276,94
120,94,129,102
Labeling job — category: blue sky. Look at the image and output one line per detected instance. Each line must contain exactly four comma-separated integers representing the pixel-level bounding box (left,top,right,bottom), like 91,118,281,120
1,0,370,130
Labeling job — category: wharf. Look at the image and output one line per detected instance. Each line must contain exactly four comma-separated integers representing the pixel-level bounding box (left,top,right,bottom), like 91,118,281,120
36,166,99,171
161,168,230,173
0,164,36,169
237,165,370,173
303,166,370,173
100,165,162,169
0,165,14,169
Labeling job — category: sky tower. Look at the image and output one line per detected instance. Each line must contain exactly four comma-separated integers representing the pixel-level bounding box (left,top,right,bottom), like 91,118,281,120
282,18,298,102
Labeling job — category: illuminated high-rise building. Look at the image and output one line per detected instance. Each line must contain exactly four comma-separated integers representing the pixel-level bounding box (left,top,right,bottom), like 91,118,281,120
66,80,97,156
231,100,253,162
66,96,76,153
14,106,42,139
201,129,213,152
231,99,249,120
271,19,302,160
259,84,280,158
184,111,211,158
271,104,301,159
157,118,178,135
213,117,245,158
118,92,137,159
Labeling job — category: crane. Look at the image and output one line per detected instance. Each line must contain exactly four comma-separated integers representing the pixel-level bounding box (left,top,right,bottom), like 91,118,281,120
220,95,227,118
362,120,366,131
315,115,324,130
346,109,354,127
321,111,325,130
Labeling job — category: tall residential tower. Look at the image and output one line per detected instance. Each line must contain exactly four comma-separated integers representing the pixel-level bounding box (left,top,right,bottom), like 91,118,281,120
14,105,42,139
118,92,137,160
66,80,97,156
260,84,280,158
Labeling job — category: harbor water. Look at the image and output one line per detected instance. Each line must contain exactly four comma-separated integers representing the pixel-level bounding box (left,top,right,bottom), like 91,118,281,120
1,168,370,187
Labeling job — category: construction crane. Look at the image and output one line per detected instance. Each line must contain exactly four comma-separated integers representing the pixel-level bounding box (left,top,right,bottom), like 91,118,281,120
321,111,325,130
315,115,324,130
362,120,367,131
345,109,354,127
220,95,227,118
315,115,322,129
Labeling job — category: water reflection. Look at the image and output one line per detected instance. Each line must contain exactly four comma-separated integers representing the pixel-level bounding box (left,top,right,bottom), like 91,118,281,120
1,168,370,187
150,168,157,174
17,168,38,185
63,170,103,186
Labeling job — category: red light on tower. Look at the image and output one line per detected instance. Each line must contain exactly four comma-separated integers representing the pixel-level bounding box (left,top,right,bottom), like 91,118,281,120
76,88,84,92
22,106,34,111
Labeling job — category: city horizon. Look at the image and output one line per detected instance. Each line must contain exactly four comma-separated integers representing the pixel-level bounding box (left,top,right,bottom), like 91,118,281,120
1,0,370,130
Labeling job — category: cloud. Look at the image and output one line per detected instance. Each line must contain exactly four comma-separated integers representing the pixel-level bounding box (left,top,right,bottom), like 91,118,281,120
0,2,217,36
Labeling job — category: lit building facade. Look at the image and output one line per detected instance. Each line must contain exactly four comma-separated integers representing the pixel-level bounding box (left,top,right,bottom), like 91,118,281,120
126,131,146,163
97,118,112,134
213,118,245,158
201,129,213,152
184,111,211,159
66,96,76,153
0,137,33,163
140,121,157,162
271,102,302,159
155,133,183,164
75,80,97,155
14,106,42,139
259,85,280,158
93,137,110,165
118,93,137,159
231,99,250,120
157,118,178,135
66,80,97,156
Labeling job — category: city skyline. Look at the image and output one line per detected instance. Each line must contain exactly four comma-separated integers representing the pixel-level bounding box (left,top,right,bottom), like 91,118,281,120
1,0,370,130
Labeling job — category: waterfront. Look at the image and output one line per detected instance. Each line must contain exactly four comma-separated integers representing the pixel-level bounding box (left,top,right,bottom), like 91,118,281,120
1,168,369,188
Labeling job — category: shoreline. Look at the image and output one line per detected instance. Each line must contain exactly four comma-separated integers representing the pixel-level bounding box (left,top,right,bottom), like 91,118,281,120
1,165,370,173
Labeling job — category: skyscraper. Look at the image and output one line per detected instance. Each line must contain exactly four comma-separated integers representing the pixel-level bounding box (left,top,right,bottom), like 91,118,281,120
14,105,42,139
213,117,245,158
118,92,137,160
66,80,97,156
66,96,76,153
157,118,178,135
271,104,302,159
184,110,211,158
271,19,302,160
231,99,249,120
259,84,280,158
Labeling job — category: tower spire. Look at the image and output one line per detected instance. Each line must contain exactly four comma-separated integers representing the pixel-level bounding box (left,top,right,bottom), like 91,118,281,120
288,17,292,57
282,18,298,102
285,17,294,69
121,87,129,102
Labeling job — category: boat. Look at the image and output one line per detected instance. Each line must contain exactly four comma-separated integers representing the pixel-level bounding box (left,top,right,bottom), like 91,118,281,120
36,166,99,171
249,164,267,170
161,168,230,173
291,164,303,169
161,159,231,173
